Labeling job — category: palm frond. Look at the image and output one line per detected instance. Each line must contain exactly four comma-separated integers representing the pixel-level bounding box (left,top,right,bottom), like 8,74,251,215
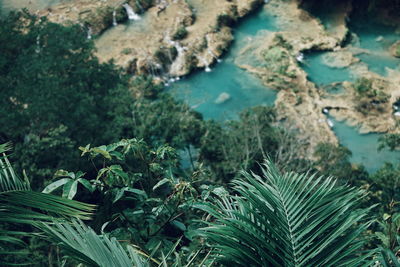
0,149,29,192
0,142,12,154
0,191,95,223
39,219,147,267
379,247,400,267
0,146,95,260
196,160,375,266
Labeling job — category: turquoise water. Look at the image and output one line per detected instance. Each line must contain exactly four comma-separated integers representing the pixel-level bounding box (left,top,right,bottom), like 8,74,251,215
300,13,400,172
170,6,278,120
330,119,400,173
302,52,354,86
349,17,400,76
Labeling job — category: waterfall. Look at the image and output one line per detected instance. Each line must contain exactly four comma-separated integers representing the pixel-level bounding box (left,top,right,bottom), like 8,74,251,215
208,49,222,63
198,55,211,72
205,35,222,63
166,35,187,76
123,3,141,21
296,52,304,62
35,35,40,53
87,27,92,39
112,10,117,26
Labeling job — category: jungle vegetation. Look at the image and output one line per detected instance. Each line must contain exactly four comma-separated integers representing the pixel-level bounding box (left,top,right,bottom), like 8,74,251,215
0,10,400,266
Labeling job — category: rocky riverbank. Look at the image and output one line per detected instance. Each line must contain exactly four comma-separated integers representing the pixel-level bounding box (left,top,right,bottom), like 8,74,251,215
20,0,400,157
94,0,265,78
236,0,400,155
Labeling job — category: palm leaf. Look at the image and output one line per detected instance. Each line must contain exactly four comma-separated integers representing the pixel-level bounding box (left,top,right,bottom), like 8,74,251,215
39,219,148,267
0,143,95,264
196,160,375,266
39,219,213,267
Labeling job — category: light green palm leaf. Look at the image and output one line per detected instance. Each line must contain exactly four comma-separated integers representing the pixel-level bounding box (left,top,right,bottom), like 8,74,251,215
39,219,145,267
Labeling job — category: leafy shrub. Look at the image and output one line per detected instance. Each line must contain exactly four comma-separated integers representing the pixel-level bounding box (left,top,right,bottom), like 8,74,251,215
353,77,373,95
173,26,188,40
262,46,290,75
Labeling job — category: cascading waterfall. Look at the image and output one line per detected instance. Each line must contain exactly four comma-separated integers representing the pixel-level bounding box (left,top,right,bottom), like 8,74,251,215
296,52,304,62
87,27,92,39
112,10,118,26
35,35,41,53
208,49,222,63
198,55,212,72
123,3,141,21
205,35,222,63
166,34,187,77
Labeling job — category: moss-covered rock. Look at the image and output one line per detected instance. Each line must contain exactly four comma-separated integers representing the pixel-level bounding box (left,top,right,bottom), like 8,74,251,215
262,46,291,75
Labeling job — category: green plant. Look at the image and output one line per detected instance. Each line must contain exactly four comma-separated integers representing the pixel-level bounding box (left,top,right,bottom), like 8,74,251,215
375,209,400,267
122,48,133,55
379,134,400,151
196,160,375,266
40,219,213,267
262,46,290,75
354,77,373,95
40,219,149,267
43,170,94,199
0,143,95,265
0,12,133,187
173,26,188,40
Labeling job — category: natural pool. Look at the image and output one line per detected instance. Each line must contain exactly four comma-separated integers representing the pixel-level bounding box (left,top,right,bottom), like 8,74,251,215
173,3,400,172
302,52,355,86
299,12,400,172
3,1,399,172
170,6,278,120
349,15,400,76
330,119,400,173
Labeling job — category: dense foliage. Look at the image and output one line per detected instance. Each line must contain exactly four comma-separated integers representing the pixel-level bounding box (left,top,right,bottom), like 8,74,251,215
1,9,400,267
0,11,133,188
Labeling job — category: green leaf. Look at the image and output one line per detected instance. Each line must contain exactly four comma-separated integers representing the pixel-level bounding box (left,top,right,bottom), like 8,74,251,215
196,160,375,266
153,178,170,191
42,178,71,193
77,178,94,193
62,180,78,199
92,146,111,160
38,220,146,267
171,220,186,231
113,189,125,204
383,213,391,221
79,144,91,156
124,188,147,197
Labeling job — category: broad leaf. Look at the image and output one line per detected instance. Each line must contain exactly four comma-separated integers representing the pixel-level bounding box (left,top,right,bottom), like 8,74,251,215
42,178,71,193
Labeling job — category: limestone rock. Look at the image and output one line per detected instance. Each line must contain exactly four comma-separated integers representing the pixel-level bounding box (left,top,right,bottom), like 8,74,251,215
390,40,400,58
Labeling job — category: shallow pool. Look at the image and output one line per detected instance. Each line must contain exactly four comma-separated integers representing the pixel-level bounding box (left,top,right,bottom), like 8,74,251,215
302,52,355,86
170,6,278,120
330,119,400,172
349,15,400,76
